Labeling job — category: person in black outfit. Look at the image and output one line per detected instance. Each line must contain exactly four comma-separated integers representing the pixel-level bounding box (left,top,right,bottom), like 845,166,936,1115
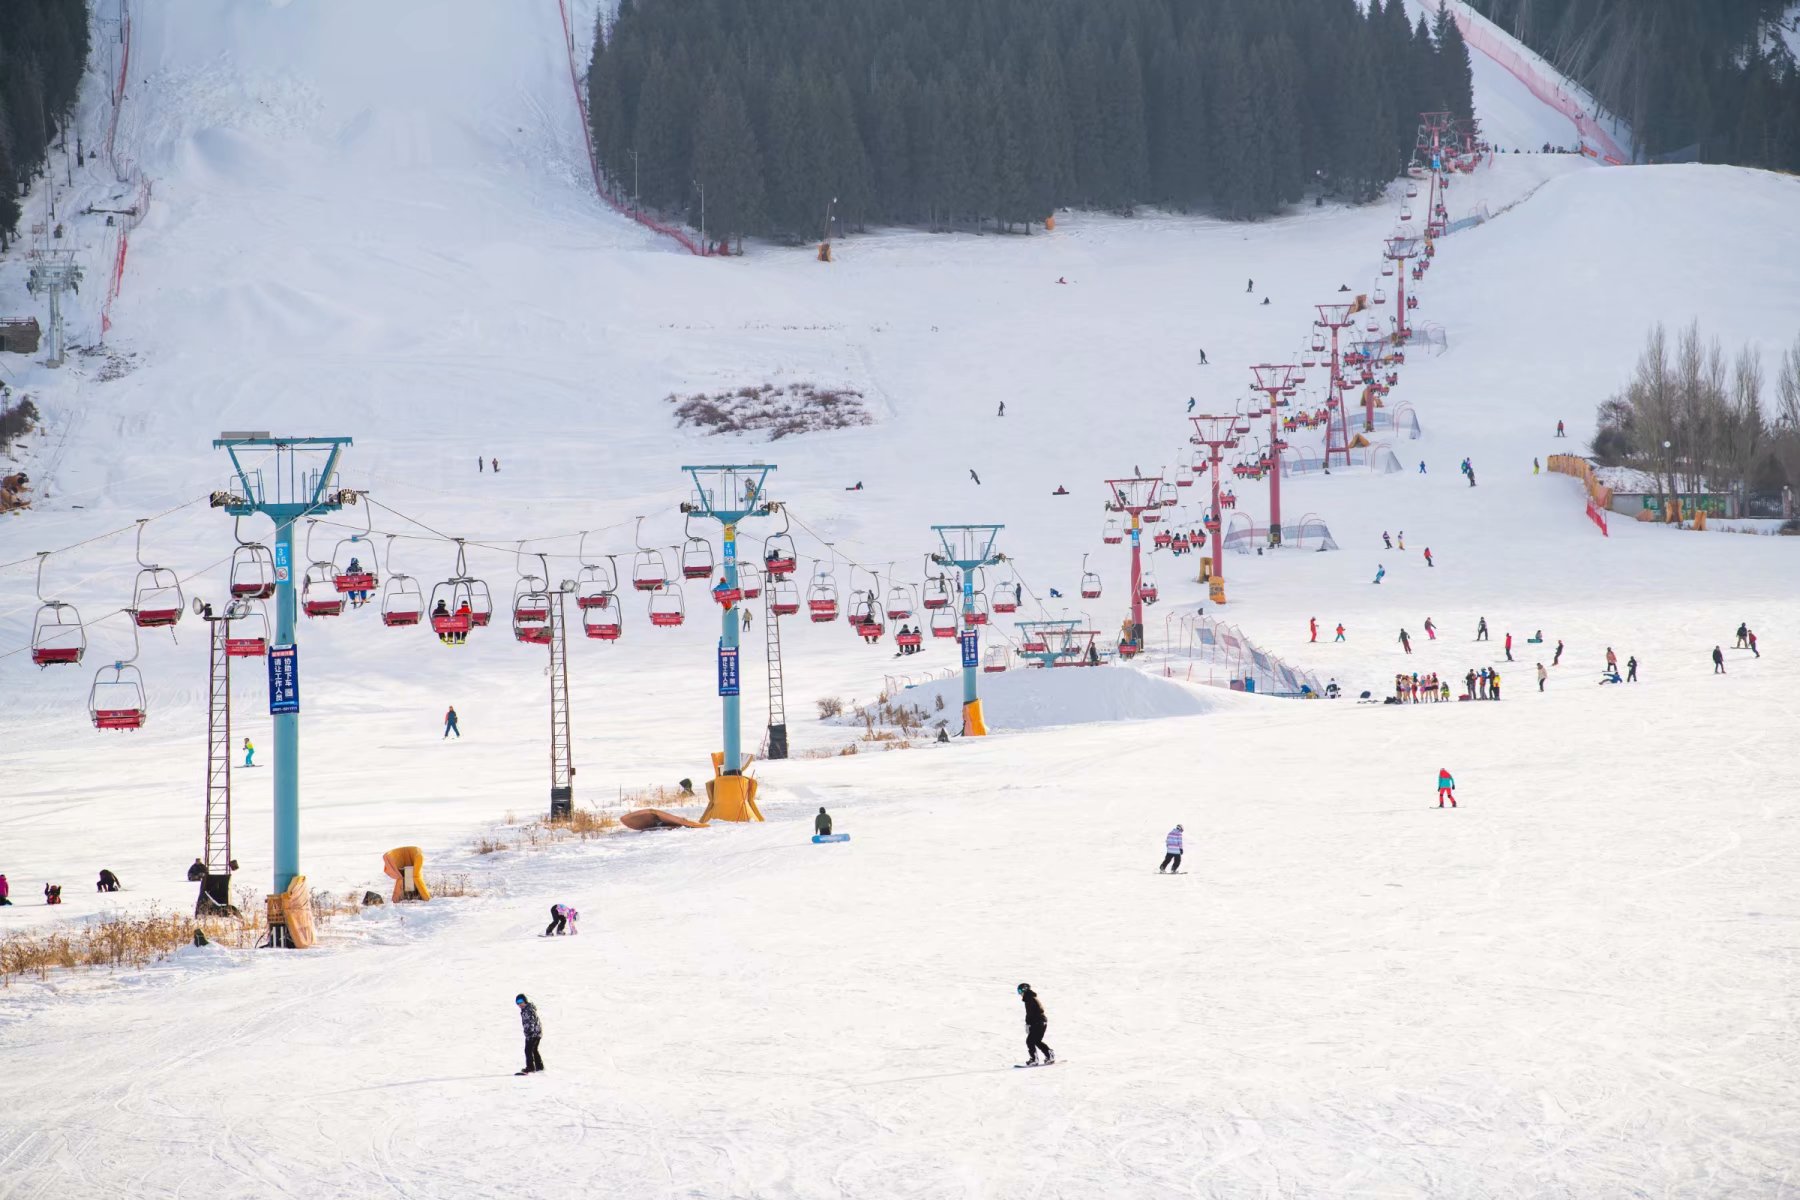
187,857,206,882
515,994,545,1074
814,807,833,836
96,869,121,893
1017,983,1053,1065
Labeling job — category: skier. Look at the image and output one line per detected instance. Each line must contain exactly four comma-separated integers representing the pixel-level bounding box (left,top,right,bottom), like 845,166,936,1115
1712,645,1726,674
1334,623,1346,642
1476,617,1489,641
96,869,121,893
0,874,9,906
1383,531,1392,549
815,807,833,837
1246,279,1254,293
1553,639,1564,666
1017,983,1053,1065
969,469,981,486
1556,419,1566,437
1423,547,1433,567
1424,617,1436,640
997,401,1005,417
443,705,461,739
1504,632,1514,662
1159,824,1183,873
1735,622,1748,648
491,458,500,473
544,904,578,936
514,994,545,1075
1398,629,1412,654
1536,662,1547,692
1437,768,1457,807
1626,655,1638,681
1397,531,1405,551
478,457,484,473
1533,458,1540,475
1419,461,1427,474
1187,397,1197,413
1372,564,1385,584
1309,616,1318,642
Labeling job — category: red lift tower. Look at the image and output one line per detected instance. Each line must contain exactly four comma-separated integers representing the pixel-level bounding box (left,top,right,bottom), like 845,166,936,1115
1315,304,1357,468
1384,235,1421,342
1415,112,1455,240
1104,476,1162,657
1248,364,1297,545
1188,415,1250,603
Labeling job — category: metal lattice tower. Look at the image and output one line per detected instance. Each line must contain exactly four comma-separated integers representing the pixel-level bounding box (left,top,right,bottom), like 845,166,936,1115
764,605,788,759
1384,236,1421,342
197,601,237,915
25,250,83,368
1189,415,1250,603
1315,304,1357,467
548,587,574,819
1249,365,1298,545
1103,479,1161,656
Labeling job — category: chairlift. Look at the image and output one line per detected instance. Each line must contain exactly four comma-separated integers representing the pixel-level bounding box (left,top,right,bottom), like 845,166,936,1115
769,578,801,617
992,579,1021,614
1020,630,1048,654
225,601,270,658
763,511,798,578
302,561,344,618
922,571,952,610
648,584,686,627
229,519,276,600
575,534,619,610
30,552,86,667
90,663,148,731
373,536,423,627
1102,518,1124,545
736,559,762,600
514,592,553,644
1373,284,1387,306
1138,565,1160,605
129,518,184,629
846,587,876,626
853,589,885,639
967,589,991,626
807,575,840,623
1400,205,1414,222
1365,313,1381,333
680,519,716,580
1405,181,1419,198
1141,508,1162,524
895,626,923,651
332,510,379,596
1080,554,1102,601
582,593,622,641
885,582,914,621
632,517,668,591
428,540,483,642
983,646,1009,674
1381,261,1396,277
929,607,957,638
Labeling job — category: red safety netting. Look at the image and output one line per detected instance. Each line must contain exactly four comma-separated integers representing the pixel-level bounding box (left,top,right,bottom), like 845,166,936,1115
554,0,711,256
100,0,151,337
1428,0,1631,165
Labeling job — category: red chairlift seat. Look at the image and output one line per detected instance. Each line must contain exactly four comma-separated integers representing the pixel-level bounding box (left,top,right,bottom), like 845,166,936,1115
90,663,148,731
1080,573,1103,601
229,545,277,600
302,565,344,618
632,549,668,592
895,630,923,649
1153,531,1173,549
680,537,715,581
1141,510,1162,524
1117,641,1142,659
583,599,623,641
922,578,951,610
649,587,686,627
992,586,1020,614
983,648,1008,674
736,562,763,600
31,601,86,667
885,586,913,621
334,569,378,594
929,609,957,638
807,587,839,623
762,532,798,579
769,580,801,617
1021,636,1047,653
131,565,184,628
226,634,268,658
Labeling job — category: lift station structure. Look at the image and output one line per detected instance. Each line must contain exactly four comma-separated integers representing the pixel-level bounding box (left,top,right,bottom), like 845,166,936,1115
929,524,1004,735
1103,477,1162,655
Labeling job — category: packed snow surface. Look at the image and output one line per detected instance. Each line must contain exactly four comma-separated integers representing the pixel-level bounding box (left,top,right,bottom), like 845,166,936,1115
1,0,1798,1196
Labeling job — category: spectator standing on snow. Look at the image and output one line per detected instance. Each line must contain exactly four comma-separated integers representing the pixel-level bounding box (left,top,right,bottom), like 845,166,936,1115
1712,646,1726,674
1605,647,1617,674
1476,618,1489,641
1556,420,1566,438
815,807,833,836
1159,825,1184,873
1397,532,1405,550
492,458,500,473
1017,984,1054,1065
444,706,460,739
1504,632,1514,662
0,874,10,906
1246,279,1254,293
1537,663,1547,692
1437,768,1457,807
515,995,545,1075
1627,655,1638,681
1490,670,1502,700
479,457,484,473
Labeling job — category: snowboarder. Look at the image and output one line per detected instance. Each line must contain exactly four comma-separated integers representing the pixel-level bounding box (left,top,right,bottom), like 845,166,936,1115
96,869,121,893
1536,662,1547,692
1533,458,1540,475
1334,623,1346,642
1712,645,1726,674
937,726,950,744
1626,655,1638,681
1399,629,1412,654
1476,617,1489,641
1397,531,1405,551
243,737,254,768
478,457,484,473
1748,629,1759,657
1504,632,1513,662
1260,297,1271,306
515,994,545,1074
544,904,578,936
491,458,500,473
845,481,864,491
1051,486,1069,495
1437,768,1457,807
815,807,833,836
1187,397,1197,413
1372,564,1385,584
1423,547,1433,567
1382,531,1392,549
444,705,460,739
1556,419,1566,437
1159,825,1183,873
1198,350,1208,366
1424,617,1436,640
969,469,981,485
1553,639,1564,666
1246,279,1254,293
997,401,1005,417
1017,983,1053,1065
1735,623,1748,648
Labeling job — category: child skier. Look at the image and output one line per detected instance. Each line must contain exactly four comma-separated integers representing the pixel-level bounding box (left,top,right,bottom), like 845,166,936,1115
1159,825,1183,873
1335,623,1346,642
544,904,579,936
1437,768,1456,808
444,706,460,739
243,737,254,768
515,994,544,1074
1017,983,1053,1066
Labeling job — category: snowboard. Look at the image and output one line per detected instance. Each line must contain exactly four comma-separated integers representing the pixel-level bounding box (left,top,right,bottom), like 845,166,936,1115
1014,1061,1060,1069
811,834,850,844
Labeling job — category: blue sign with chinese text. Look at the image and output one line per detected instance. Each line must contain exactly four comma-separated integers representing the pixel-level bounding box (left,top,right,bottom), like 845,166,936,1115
718,643,740,696
268,643,300,714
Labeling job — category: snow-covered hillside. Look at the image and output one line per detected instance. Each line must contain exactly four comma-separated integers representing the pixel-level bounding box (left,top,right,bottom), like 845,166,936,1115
1,0,1797,1195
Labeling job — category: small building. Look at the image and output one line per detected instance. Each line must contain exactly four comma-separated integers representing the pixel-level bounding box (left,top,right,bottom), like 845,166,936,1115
0,318,42,354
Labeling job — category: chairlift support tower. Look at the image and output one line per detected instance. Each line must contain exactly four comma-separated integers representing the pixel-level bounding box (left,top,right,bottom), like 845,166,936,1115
1015,618,1088,669
25,249,82,368
929,524,1005,735
1104,477,1162,651
681,463,777,820
1189,415,1249,602
212,433,352,898
1248,365,1297,545
197,598,244,915
1315,304,1357,467
546,569,576,820
1384,235,1421,342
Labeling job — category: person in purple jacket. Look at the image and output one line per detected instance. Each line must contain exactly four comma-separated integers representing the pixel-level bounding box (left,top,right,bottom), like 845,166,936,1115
1159,825,1184,873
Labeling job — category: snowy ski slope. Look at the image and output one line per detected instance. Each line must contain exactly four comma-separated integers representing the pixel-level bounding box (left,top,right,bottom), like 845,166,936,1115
1,1,1798,1196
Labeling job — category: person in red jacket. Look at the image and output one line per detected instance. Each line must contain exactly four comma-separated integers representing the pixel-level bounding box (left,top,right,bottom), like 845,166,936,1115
1437,768,1456,808
1309,616,1318,642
